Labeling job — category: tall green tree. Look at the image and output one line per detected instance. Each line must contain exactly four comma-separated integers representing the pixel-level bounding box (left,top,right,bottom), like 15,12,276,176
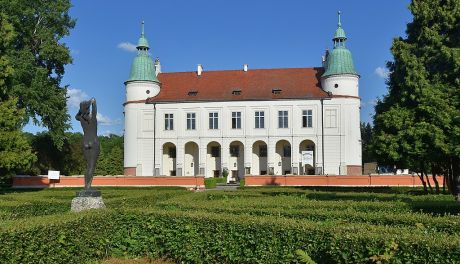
0,0,75,148
0,98,36,184
360,122,374,163
372,0,460,197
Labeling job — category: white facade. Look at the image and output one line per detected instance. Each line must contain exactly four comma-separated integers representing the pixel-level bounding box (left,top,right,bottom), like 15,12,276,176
124,93,361,179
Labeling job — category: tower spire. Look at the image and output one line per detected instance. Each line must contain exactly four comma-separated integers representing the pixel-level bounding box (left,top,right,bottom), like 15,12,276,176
137,21,149,50
333,11,347,47
338,11,341,27
141,21,145,37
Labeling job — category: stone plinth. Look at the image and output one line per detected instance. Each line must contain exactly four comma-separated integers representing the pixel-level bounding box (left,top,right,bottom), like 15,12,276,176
71,196,105,212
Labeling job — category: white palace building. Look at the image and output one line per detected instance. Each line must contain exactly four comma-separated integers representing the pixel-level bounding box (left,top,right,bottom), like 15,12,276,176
123,14,362,181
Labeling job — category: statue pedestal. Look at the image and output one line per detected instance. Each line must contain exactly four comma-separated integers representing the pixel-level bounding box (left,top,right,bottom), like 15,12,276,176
71,189,105,212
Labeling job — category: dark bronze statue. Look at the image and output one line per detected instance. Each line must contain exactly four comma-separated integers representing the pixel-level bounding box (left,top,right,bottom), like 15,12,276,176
75,98,101,197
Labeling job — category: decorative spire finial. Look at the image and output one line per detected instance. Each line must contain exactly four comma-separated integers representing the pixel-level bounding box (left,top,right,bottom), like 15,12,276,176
338,11,342,27
141,21,145,36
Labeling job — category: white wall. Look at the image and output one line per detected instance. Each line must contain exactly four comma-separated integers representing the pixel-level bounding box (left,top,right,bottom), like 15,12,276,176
126,97,361,176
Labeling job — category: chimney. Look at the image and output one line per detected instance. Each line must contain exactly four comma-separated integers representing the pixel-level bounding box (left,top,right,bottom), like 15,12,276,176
154,57,161,76
243,64,248,72
197,64,203,76
322,49,329,67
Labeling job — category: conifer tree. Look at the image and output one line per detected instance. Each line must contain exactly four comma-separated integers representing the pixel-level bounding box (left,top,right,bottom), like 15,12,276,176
373,0,460,197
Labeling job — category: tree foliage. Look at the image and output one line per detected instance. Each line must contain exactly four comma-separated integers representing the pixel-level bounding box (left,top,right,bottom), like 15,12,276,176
361,122,375,163
372,0,460,196
24,132,124,176
0,0,75,148
0,98,36,184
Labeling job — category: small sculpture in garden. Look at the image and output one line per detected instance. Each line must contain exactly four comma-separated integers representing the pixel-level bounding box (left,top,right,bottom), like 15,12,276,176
75,98,101,196
71,97,105,212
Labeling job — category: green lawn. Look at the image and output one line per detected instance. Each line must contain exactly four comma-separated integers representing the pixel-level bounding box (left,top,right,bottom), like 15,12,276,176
0,187,459,263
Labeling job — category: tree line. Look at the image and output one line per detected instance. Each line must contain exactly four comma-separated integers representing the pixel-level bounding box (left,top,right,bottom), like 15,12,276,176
22,132,124,177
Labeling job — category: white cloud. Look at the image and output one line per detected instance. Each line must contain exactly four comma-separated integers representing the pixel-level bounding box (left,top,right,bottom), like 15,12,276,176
67,88,89,109
361,99,377,108
374,67,389,78
117,42,137,52
97,113,122,126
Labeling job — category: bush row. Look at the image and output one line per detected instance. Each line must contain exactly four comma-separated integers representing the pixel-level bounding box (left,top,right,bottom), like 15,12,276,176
0,188,188,220
204,177,227,189
0,209,459,263
159,203,460,234
163,190,460,214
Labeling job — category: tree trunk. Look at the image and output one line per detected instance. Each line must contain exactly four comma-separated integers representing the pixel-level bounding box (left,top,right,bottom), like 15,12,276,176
453,158,460,201
425,172,433,193
431,165,440,194
442,172,446,194
418,172,428,193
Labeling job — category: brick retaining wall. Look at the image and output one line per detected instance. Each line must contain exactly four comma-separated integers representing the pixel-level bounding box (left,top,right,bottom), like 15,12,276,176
12,175,205,189
245,175,444,187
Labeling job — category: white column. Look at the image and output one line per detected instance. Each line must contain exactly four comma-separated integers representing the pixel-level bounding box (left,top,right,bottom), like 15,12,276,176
244,139,252,175
267,138,276,175
176,141,185,176
199,142,206,176
292,138,300,175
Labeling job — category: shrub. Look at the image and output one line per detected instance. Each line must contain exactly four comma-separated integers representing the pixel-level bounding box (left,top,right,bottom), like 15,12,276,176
0,209,459,263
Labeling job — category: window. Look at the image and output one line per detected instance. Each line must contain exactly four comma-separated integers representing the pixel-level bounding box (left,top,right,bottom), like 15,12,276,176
209,112,218,129
186,113,196,130
283,145,291,157
325,109,337,128
232,112,241,129
168,147,176,158
165,114,174,130
302,110,313,128
211,146,220,157
188,91,198,96
259,145,267,157
278,111,288,128
230,145,239,157
255,111,265,128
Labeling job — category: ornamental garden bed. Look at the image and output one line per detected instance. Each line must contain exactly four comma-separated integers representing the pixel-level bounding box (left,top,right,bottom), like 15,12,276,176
0,187,459,263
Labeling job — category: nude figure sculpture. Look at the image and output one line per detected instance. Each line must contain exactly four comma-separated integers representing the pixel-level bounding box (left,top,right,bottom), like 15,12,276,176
75,98,101,196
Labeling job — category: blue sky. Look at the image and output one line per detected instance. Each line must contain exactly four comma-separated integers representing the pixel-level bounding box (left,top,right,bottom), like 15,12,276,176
25,0,413,135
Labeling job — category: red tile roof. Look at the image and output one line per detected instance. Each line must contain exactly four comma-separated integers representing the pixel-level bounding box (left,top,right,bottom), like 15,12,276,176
146,67,329,103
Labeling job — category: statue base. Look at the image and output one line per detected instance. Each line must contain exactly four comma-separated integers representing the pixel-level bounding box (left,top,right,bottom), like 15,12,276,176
71,189,105,212
76,189,101,197
71,196,105,212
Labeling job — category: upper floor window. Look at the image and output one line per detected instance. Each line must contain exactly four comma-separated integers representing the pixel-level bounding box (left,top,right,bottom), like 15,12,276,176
278,110,288,128
255,111,265,129
302,110,313,128
209,112,219,129
186,113,196,130
232,112,241,129
164,113,174,130
325,109,337,128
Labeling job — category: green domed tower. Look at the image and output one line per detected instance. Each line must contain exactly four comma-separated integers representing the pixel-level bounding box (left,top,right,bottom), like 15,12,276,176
126,22,160,84
321,12,359,97
124,22,162,176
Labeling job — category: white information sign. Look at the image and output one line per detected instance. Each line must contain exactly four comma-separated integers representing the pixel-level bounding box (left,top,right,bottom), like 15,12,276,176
48,170,60,180
301,151,314,166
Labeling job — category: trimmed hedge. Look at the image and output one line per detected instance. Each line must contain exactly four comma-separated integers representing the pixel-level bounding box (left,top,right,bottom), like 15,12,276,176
204,177,227,189
0,209,459,263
